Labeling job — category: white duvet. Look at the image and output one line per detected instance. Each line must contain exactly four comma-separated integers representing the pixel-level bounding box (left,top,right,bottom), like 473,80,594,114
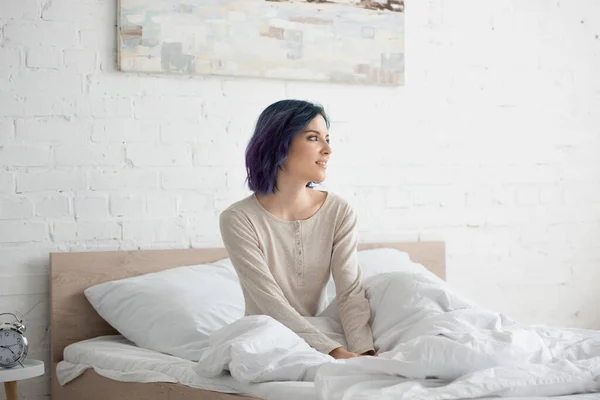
194,271,600,399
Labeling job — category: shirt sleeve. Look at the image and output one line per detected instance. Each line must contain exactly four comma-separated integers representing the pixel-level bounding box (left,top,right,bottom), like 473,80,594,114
330,204,375,355
219,209,342,355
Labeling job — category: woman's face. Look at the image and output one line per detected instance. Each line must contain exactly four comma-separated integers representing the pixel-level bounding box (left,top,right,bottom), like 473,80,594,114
281,114,332,184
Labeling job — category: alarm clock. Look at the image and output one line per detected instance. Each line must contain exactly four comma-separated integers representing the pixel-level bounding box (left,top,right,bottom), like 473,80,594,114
0,313,28,369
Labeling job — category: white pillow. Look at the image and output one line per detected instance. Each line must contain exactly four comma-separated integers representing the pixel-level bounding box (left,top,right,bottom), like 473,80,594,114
84,258,245,361
326,248,435,302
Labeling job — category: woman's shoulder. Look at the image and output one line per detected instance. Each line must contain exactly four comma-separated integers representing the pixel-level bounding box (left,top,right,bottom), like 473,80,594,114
318,190,355,218
323,190,349,206
219,194,257,224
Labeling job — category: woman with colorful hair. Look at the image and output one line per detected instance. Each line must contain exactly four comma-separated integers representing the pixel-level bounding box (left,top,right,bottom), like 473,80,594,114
219,100,375,359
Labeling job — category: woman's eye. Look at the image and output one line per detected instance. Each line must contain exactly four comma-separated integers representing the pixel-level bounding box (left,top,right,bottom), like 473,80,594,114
308,136,330,144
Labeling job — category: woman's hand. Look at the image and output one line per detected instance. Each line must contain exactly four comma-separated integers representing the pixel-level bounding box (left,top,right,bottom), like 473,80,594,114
329,347,359,359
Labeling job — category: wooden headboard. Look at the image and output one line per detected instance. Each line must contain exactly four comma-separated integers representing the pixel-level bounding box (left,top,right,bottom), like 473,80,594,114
49,242,445,391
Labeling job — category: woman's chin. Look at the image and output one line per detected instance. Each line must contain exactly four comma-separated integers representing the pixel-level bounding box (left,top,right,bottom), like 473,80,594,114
312,175,326,184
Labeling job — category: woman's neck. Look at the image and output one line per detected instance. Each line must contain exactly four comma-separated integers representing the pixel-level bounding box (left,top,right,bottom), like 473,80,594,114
256,186,320,221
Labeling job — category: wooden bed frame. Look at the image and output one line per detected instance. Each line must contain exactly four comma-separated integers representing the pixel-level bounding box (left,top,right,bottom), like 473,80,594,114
50,242,446,400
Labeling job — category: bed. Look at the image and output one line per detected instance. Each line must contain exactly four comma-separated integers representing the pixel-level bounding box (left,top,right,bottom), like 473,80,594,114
50,241,446,400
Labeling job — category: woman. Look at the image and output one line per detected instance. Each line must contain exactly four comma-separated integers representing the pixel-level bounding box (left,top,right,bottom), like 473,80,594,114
219,99,375,360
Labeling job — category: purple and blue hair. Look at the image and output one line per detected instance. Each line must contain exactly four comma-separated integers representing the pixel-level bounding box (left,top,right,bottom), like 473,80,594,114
245,100,330,195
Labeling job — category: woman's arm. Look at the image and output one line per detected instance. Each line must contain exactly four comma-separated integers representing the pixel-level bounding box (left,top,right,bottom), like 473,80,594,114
330,205,375,355
219,209,342,355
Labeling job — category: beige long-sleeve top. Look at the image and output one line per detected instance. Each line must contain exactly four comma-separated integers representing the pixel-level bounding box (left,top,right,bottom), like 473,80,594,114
219,191,374,355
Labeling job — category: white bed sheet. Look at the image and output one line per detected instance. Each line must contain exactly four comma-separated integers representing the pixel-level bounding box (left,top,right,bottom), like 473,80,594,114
57,335,600,400
57,335,314,400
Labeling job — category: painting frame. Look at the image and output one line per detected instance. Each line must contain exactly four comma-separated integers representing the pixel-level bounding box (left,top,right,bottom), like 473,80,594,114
117,0,404,86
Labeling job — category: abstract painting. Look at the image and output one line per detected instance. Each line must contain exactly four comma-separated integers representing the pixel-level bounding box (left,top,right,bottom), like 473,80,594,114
118,0,404,86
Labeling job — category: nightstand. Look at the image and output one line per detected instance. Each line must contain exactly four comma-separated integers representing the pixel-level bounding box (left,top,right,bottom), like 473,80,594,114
0,360,44,400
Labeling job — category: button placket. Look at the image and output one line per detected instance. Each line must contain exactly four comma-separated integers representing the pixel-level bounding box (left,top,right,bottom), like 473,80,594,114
294,221,304,280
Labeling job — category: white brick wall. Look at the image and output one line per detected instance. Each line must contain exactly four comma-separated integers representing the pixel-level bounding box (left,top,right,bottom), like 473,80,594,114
26,47,61,69
1,0,600,398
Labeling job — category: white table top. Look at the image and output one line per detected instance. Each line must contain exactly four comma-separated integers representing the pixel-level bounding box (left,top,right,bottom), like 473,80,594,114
0,360,44,382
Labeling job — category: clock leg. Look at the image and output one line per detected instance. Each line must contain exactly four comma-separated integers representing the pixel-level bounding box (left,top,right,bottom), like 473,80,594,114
4,381,17,400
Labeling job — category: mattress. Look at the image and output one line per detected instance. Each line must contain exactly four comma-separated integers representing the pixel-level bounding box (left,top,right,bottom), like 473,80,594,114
57,335,315,400
57,335,600,400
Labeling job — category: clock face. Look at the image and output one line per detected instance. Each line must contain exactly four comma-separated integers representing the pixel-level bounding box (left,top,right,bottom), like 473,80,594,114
0,330,26,366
